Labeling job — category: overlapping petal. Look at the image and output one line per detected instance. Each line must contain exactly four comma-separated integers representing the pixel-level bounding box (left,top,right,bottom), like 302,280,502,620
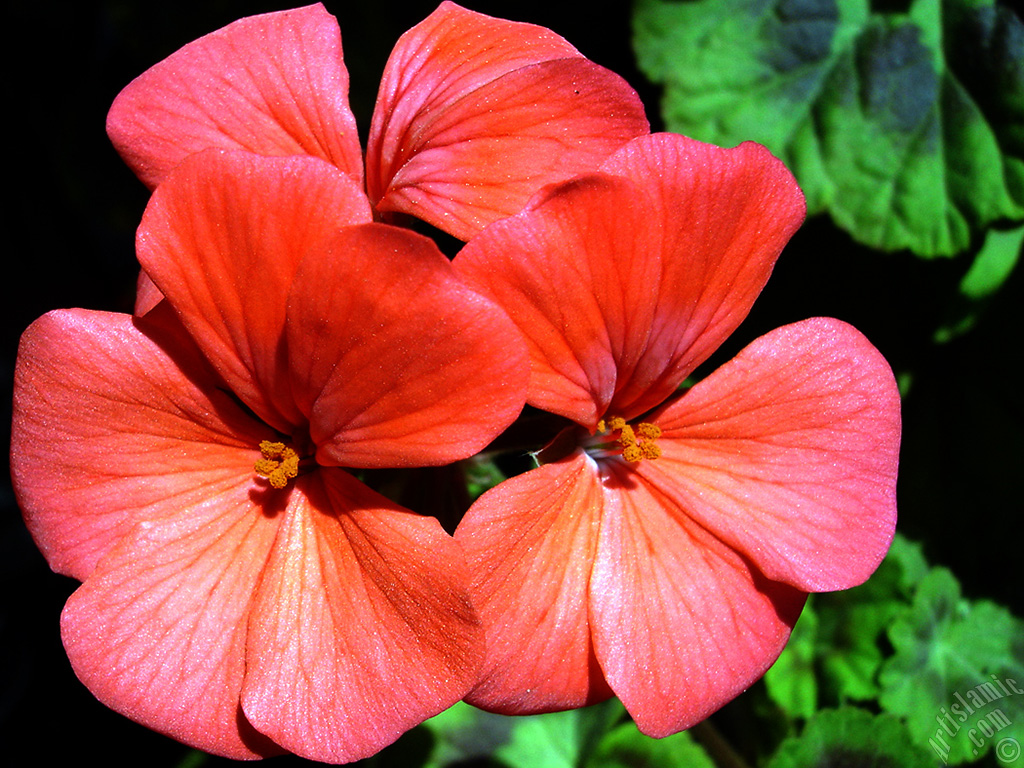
591,459,805,737
456,452,612,714
136,150,372,433
242,469,482,763
456,447,806,734
11,305,269,581
107,3,363,190
637,318,901,592
13,299,498,763
60,480,281,760
107,1,648,242
450,127,901,735
368,2,648,238
455,175,655,428
284,222,529,468
454,134,806,428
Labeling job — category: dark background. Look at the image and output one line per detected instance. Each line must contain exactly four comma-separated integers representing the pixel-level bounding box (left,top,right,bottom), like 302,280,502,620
4,1,1021,765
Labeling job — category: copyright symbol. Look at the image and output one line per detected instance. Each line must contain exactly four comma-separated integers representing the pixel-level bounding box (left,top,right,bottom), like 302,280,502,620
997,738,1021,763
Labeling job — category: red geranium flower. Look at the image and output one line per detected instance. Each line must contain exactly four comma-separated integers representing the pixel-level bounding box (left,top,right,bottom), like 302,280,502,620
106,2,649,241
452,133,901,736
11,150,528,762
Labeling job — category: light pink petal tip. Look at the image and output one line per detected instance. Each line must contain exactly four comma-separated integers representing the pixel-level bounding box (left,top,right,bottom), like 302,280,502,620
107,3,363,190
11,307,269,581
242,470,482,763
455,452,613,714
591,460,806,736
642,317,901,592
368,1,648,240
455,450,805,734
60,479,281,759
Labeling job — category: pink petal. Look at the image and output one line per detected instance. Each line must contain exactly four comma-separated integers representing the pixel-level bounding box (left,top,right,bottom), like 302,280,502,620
11,306,270,581
285,222,529,468
367,1,647,240
454,175,638,428
59,470,282,759
107,4,363,190
136,149,372,433
455,135,806,428
241,468,482,763
590,459,805,737
638,318,901,592
597,134,807,417
134,269,163,316
455,452,613,714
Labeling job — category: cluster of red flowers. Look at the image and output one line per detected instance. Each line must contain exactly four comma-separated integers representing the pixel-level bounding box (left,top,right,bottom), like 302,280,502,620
10,3,901,763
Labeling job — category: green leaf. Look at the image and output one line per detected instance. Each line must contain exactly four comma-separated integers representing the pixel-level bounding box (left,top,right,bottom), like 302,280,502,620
419,701,513,767
633,0,1024,256
885,533,931,598
765,707,934,767
765,601,819,719
496,702,624,768
958,224,1024,300
811,534,920,703
585,723,716,768
934,222,1024,342
464,454,508,499
420,700,626,768
878,568,1024,764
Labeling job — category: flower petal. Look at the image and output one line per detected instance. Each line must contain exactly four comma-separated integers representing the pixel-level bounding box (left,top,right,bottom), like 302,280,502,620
59,471,281,759
107,4,363,190
454,175,637,427
134,269,163,316
455,135,805,427
136,149,372,433
367,1,648,240
455,451,613,714
638,318,901,592
285,222,528,468
11,306,270,581
590,459,805,737
597,134,807,417
241,469,482,763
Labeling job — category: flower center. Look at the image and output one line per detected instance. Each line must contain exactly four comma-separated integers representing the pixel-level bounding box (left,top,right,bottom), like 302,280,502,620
254,440,301,489
588,415,662,463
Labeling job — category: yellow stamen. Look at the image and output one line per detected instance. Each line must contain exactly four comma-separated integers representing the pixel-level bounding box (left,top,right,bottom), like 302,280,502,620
597,416,662,464
254,440,301,489
640,442,662,460
606,416,627,431
636,423,661,441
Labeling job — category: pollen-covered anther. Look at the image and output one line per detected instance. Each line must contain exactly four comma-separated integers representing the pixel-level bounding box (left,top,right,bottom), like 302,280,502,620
254,439,301,489
596,416,662,464
636,423,661,441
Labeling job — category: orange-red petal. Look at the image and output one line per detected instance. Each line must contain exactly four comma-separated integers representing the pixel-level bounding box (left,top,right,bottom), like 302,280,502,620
11,306,269,582
455,448,804,730
455,451,613,713
59,463,282,759
241,468,482,763
107,4,363,190
367,1,648,240
590,459,805,736
284,222,529,468
455,134,806,429
136,149,372,434
639,318,901,592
